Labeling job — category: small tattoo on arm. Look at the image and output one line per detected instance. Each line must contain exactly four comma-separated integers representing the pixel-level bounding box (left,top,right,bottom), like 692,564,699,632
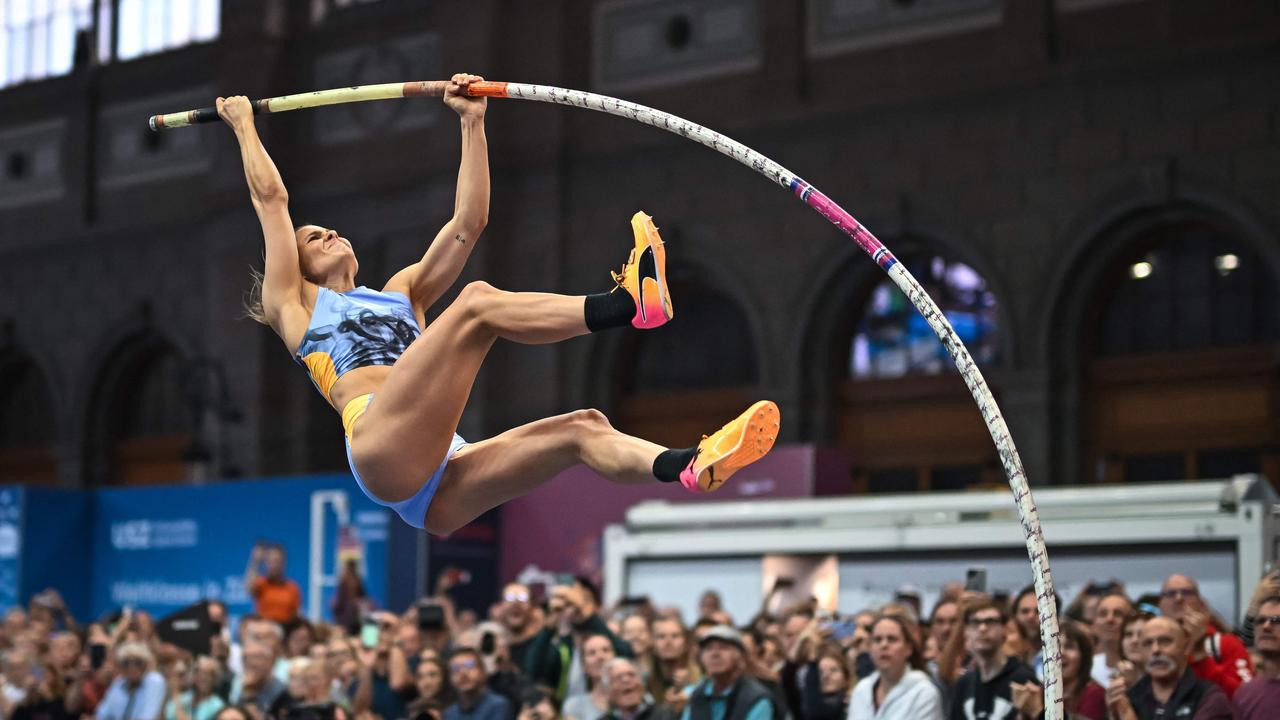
455,234,466,245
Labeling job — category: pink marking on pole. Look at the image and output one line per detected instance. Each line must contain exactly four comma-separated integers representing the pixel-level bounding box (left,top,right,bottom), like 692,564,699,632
794,182,896,270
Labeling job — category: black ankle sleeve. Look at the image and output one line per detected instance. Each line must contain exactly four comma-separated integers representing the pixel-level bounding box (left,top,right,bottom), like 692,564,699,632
584,291,635,332
652,447,697,483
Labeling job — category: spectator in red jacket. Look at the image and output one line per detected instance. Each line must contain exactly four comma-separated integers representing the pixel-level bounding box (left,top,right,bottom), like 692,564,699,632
1158,573,1253,698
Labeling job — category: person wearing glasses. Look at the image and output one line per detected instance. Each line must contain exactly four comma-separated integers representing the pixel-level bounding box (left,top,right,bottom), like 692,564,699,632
444,649,511,720
95,643,166,720
498,584,541,670
947,600,1040,720
1232,594,1280,719
1157,573,1254,699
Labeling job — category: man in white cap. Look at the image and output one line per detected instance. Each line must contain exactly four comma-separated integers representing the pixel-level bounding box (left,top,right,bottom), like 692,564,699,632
681,626,776,720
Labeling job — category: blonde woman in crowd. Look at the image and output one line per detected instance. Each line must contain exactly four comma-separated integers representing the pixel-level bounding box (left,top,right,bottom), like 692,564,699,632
647,616,701,714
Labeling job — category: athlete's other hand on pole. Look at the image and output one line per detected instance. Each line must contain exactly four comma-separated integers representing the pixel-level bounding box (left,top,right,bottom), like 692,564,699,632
443,73,486,120
216,96,255,132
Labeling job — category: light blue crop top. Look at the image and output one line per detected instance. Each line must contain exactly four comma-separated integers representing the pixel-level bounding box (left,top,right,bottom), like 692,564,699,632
294,286,420,401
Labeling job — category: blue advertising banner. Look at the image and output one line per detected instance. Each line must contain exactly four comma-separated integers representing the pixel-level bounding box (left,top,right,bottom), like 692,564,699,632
0,488,22,610
86,475,390,623
23,489,91,616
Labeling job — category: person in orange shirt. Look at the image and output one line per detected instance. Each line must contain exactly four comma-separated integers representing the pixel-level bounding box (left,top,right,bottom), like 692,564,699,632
244,543,302,625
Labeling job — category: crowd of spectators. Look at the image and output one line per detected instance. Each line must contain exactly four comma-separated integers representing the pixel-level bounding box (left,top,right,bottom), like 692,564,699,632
0,542,1277,720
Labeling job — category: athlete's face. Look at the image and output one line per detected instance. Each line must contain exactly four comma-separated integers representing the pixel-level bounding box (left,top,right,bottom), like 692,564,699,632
295,225,358,283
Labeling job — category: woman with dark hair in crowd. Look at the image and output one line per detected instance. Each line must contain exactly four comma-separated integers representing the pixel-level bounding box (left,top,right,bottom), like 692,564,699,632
798,643,852,720
646,616,700,713
1115,609,1155,689
407,654,453,720
331,561,372,636
848,614,942,719
1058,622,1105,720
561,634,615,720
286,621,316,660
65,625,113,717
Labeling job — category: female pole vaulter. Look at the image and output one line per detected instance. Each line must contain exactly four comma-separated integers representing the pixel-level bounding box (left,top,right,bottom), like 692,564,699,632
221,73,779,534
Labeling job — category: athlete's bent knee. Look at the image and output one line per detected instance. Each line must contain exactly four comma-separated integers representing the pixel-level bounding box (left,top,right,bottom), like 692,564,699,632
457,280,503,326
567,408,611,430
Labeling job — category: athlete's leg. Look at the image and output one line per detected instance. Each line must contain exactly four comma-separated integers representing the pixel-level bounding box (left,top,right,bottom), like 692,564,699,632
425,400,782,535
424,409,664,534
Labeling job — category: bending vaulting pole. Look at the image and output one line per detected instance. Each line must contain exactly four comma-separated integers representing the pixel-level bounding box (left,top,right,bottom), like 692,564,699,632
151,81,1064,718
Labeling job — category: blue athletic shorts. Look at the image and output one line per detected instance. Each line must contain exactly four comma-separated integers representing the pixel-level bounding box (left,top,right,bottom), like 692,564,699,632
341,394,468,529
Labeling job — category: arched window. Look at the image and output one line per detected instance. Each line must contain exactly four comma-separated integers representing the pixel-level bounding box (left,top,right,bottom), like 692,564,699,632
0,354,57,484
1085,221,1280,484
613,281,758,448
86,334,193,486
851,256,1000,379
834,254,1003,493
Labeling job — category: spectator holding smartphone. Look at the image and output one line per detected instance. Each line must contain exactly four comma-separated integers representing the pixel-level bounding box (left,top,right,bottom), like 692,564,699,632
65,625,113,717
351,612,412,720
798,643,852,720
245,543,302,627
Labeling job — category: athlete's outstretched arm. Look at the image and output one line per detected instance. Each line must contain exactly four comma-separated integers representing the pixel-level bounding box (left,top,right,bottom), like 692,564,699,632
219,96,305,335
386,73,489,314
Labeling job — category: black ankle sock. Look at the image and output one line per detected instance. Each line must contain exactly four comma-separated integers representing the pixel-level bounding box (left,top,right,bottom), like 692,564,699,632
584,290,635,332
652,447,697,483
